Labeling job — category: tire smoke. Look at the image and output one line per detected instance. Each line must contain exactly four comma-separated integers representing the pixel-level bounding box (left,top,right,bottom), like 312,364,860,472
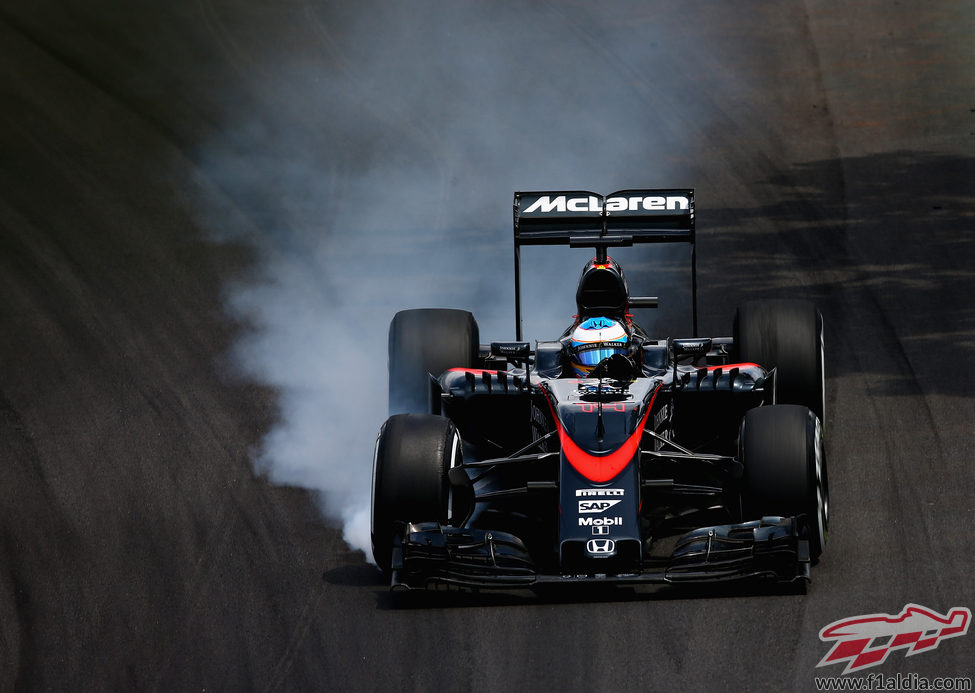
190,1,691,561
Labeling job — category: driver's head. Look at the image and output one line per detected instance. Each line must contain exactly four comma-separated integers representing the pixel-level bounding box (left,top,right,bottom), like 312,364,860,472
568,317,630,377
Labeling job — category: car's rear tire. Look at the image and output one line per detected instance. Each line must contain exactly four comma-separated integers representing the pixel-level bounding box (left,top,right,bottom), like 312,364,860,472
371,413,462,575
388,308,479,415
740,404,828,560
734,299,825,426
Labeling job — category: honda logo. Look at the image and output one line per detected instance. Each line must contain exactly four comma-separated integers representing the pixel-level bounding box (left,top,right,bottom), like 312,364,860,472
586,539,616,555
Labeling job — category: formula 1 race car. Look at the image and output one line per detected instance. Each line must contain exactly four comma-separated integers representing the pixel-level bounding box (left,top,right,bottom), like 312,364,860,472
371,189,828,591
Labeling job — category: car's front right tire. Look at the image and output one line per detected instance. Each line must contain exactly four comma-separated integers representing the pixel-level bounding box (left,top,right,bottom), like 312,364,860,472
371,413,461,575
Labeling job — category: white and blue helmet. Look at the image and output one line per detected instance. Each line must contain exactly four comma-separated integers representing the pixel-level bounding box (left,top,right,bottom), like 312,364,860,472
568,317,630,377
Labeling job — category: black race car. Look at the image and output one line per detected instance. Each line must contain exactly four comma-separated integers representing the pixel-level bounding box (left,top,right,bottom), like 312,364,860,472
371,189,828,591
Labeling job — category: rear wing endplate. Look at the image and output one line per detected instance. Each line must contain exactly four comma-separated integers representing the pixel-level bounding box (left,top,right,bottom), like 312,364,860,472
511,189,697,339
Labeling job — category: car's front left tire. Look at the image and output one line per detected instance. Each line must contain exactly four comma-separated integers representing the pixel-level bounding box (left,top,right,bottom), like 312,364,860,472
740,404,829,561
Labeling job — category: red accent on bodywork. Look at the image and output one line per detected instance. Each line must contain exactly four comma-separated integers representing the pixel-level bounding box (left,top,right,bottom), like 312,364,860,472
446,368,502,376
706,362,762,371
544,384,660,483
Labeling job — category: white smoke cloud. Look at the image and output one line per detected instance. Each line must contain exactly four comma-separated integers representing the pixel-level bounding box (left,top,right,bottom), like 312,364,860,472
190,1,696,561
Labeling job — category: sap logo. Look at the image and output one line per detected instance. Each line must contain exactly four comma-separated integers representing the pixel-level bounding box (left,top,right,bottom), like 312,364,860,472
817,604,971,675
578,516,622,527
522,195,690,214
576,488,625,497
578,500,622,513
586,539,616,555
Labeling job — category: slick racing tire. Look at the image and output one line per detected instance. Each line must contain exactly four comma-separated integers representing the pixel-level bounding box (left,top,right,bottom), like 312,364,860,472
388,308,479,415
371,413,462,575
733,299,825,427
740,404,829,561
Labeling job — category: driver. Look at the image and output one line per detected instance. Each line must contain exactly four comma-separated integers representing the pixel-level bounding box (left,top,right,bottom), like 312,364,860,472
566,317,632,377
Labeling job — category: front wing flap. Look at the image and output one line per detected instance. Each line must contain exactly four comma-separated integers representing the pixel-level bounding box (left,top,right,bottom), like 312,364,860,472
391,523,536,590
390,516,810,591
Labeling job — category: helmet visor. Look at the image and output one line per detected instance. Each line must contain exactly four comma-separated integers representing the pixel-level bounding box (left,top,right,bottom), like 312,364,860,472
573,345,627,366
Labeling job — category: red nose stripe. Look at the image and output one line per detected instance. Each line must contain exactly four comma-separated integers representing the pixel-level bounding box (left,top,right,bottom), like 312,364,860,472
545,385,659,483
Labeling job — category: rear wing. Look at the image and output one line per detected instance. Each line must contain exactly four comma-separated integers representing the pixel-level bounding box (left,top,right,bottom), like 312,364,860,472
512,189,697,339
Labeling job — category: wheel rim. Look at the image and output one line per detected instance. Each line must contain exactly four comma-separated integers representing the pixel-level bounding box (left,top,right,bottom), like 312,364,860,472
813,415,828,553
446,430,461,524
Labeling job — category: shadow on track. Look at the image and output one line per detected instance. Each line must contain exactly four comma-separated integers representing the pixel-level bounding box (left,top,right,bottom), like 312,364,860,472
703,150,975,397
321,564,808,611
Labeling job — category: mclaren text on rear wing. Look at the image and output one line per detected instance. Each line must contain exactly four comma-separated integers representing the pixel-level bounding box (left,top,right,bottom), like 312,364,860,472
513,189,694,246
510,189,698,339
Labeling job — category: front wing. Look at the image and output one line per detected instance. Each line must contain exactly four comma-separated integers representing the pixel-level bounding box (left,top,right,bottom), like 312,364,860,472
389,516,811,591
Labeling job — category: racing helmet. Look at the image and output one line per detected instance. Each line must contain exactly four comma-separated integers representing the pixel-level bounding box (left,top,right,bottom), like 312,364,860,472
568,317,630,377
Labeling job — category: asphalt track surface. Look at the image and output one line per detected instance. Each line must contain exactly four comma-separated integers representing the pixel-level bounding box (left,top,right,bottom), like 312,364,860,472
1,1,973,691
